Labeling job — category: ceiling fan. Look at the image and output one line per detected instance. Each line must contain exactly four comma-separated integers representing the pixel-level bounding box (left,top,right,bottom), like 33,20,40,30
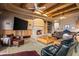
27,3,46,13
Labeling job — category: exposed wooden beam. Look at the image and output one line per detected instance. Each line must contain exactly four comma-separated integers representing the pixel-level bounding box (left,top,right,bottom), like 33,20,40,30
20,3,27,8
45,3,73,15
41,3,56,11
76,3,79,8
4,4,53,21
38,3,46,7
49,4,76,16
42,3,60,14
51,7,78,17
52,9,79,18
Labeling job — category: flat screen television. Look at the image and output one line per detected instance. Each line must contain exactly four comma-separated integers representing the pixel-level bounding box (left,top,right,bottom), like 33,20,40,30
13,17,28,30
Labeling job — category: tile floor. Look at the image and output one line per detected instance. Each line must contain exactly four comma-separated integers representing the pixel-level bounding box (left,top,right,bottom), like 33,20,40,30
0,38,79,56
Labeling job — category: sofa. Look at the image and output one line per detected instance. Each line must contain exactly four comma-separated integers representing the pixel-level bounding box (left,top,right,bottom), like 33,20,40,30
0,34,24,46
41,40,76,56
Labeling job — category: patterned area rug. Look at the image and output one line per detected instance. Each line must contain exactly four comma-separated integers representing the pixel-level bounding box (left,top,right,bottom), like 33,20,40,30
1,50,40,56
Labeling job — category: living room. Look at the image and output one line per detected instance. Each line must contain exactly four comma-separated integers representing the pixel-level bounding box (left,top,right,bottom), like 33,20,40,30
0,3,79,56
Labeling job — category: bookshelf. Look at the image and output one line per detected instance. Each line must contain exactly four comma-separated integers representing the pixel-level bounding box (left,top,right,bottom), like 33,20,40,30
47,21,52,33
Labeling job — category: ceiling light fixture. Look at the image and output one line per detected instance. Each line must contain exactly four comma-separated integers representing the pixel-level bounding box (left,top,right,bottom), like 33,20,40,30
60,16,66,19
60,13,66,20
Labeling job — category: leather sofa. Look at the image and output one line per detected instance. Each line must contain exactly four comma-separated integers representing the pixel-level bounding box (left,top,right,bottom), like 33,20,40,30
41,41,76,56
41,45,62,56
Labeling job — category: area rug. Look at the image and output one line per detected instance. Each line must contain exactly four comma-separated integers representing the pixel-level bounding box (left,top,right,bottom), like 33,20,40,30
1,50,40,56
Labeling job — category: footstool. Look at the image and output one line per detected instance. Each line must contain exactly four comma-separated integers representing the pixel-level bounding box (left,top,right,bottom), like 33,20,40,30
13,40,24,47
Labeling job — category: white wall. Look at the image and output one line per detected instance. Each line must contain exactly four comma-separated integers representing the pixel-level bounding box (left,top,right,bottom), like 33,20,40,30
2,17,14,30
0,14,14,30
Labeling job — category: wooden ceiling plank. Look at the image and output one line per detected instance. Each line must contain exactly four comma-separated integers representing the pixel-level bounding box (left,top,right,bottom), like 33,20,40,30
51,7,78,17
52,9,79,18
38,3,46,7
45,4,73,15
42,3,58,13
41,3,57,11
20,3,27,8
76,3,79,9
49,4,77,16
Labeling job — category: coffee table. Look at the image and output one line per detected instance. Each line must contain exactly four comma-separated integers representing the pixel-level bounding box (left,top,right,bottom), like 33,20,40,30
13,39,24,47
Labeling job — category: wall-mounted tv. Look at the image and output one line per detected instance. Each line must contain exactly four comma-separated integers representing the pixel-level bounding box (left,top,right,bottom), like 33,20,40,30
13,17,28,30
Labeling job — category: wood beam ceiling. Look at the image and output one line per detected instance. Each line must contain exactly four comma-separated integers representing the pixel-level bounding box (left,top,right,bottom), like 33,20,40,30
52,7,78,17
42,3,64,14
37,3,46,7
9,3,79,19
41,3,56,11
45,3,73,15
20,3,27,8
52,9,79,18
76,3,79,9
20,3,35,11
48,4,77,17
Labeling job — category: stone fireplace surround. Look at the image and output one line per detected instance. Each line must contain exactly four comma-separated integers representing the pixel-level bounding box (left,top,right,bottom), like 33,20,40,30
31,26,44,38
31,18,45,39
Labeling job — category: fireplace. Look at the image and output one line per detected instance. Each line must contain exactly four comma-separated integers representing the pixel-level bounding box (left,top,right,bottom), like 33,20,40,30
31,27,44,38
37,30,42,35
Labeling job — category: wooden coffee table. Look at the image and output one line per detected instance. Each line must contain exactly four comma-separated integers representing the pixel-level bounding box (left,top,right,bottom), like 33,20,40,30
37,36,57,44
13,39,24,47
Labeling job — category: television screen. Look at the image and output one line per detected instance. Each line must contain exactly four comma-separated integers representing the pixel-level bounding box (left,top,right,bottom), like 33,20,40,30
13,17,28,30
